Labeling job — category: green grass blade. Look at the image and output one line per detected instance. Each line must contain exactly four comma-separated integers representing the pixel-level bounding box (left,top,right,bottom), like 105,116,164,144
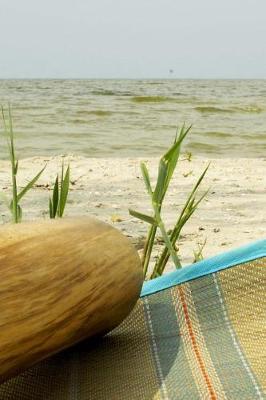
17,204,22,222
61,160,65,183
164,125,191,184
49,174,59,219
153,204,181,269
15,161,18,175
175,164,210,224
49,197,53,218
58,164,70,217
152,162,168,205
140,162,153,196
2,106,19,222
129,209,157,225
142,225,158,278
193,189,209,210
17,165,46,202
52,175,59,217
153,125,191,204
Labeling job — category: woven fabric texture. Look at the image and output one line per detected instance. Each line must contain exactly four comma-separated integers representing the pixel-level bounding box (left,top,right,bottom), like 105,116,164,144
0,257,265,399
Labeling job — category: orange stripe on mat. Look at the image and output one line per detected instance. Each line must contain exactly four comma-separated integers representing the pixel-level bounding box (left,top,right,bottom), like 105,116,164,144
178,286,217,400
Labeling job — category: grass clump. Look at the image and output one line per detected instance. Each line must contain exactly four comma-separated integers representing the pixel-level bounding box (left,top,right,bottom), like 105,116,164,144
1,106,45,223
193,239,207,263
129,125,209,279
49,161,70,218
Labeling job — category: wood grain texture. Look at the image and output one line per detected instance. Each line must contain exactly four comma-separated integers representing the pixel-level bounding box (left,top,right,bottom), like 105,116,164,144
0,217,143,383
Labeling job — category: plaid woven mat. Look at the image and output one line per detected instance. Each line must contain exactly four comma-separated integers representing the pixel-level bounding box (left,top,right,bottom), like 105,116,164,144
0,241,265,399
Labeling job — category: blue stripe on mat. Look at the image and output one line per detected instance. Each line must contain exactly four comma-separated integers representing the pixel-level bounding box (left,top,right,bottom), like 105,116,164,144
141,238,266,297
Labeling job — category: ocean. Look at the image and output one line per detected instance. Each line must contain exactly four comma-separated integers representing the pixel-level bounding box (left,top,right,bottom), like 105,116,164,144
0,79,265,159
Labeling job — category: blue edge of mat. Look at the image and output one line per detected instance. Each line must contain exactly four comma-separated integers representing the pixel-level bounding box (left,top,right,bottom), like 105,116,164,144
141,238,266,298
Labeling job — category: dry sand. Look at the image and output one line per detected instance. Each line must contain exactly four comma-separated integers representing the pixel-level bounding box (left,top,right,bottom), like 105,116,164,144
0,155,265,273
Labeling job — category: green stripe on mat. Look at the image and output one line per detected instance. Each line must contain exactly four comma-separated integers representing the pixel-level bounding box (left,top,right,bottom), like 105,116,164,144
215,271,265,399
144,289,199,399
189,273,261,399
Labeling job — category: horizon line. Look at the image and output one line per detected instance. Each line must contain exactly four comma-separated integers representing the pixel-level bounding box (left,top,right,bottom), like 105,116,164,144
0,77,266,81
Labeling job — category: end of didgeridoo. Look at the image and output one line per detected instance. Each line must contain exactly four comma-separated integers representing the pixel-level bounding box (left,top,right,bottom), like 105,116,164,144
0,217,143,383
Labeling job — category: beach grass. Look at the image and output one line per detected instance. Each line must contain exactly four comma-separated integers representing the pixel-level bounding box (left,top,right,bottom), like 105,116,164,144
49,161,70,218
129,125,209,279
1,105,45,223
193,238,207,263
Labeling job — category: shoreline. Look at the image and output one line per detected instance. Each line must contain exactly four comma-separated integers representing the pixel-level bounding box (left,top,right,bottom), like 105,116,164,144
0,155,265,273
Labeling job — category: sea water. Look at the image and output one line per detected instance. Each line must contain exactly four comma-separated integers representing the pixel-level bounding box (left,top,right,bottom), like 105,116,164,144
0,79,265,158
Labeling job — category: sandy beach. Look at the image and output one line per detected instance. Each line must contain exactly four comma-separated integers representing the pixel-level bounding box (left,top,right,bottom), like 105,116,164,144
0,155,265,273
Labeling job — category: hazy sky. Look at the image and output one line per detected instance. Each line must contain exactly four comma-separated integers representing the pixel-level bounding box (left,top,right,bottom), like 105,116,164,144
0,0,265,79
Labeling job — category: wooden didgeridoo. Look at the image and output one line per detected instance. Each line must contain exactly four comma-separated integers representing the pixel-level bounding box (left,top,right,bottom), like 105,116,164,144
0,217,143,383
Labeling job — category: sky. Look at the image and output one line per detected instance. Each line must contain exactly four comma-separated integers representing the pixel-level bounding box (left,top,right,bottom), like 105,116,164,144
0,0,266,79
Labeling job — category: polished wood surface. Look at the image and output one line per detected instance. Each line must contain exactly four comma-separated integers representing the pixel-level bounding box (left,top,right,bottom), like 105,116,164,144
0,217,142,383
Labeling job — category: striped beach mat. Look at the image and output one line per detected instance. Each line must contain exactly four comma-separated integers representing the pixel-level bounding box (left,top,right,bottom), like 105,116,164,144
0,240,265,399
